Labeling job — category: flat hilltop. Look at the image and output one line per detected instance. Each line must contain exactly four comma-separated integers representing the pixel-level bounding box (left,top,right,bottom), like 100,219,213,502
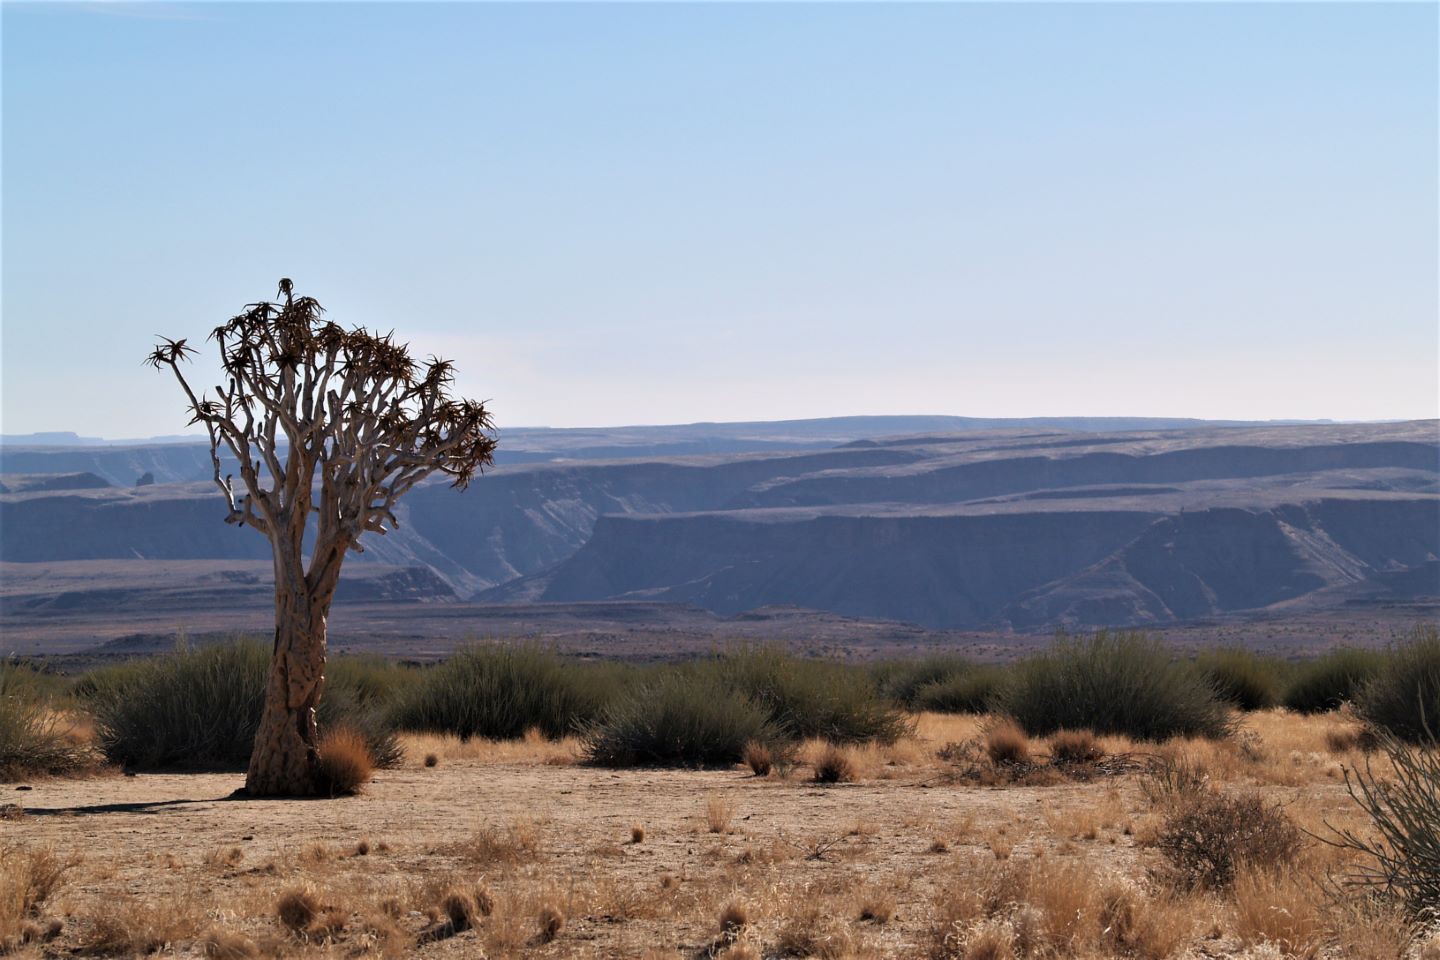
2,418,1436,657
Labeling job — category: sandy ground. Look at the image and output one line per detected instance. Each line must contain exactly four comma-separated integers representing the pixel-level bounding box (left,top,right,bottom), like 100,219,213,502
0,715,1414,959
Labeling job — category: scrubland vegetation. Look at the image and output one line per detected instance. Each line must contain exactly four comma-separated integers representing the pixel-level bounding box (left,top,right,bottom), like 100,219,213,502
1,625,1438,957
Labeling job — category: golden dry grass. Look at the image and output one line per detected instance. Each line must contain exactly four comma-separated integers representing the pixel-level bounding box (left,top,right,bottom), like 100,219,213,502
315,726,375,796
0,709,1421,958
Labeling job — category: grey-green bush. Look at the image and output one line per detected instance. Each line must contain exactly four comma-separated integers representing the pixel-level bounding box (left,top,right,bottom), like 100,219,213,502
0,660,94,780
583,670,786,768
388,644,621,741
1282,648,1385,714
993,631,1233,741
705,647,910,743
1356,625,1440,743
911,668,1004,714
1194,648,1285,711
86,638,402,770
872,656,975,707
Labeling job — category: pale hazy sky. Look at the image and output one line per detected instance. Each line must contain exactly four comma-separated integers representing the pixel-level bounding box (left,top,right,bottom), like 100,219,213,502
2,2,1436,438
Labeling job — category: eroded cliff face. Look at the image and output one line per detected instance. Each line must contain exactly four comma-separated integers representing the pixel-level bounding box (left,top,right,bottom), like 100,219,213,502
495,496,1438,629
2,420,1437,629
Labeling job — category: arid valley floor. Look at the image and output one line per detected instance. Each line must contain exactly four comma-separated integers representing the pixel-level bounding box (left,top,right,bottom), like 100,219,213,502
3,711,1426,959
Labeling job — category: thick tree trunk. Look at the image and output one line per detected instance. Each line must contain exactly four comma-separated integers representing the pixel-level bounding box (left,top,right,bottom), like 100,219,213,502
245,579,330,796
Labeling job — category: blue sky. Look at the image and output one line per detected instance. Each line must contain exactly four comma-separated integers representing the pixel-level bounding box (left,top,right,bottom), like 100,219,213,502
3,2,1436,437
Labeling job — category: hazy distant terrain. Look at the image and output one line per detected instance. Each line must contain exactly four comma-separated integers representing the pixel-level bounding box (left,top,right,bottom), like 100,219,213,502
2,417,1436,655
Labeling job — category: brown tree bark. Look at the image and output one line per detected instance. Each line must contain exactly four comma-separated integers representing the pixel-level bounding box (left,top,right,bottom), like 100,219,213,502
245,569,332,796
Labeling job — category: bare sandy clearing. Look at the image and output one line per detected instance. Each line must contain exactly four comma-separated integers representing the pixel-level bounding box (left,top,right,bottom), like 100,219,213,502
0,714,1416,958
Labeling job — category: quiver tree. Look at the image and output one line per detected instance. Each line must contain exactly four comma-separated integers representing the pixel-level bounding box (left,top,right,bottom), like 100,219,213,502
148,279,496,796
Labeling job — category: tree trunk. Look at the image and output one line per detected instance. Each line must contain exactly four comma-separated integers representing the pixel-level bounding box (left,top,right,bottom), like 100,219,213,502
245,580,330,796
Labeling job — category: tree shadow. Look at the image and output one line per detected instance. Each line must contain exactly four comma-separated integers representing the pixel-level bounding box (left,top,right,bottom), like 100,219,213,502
21,794,242,817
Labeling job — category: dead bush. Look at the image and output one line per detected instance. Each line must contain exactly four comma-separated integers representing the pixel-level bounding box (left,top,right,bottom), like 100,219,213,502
743,740,773,776
813,744,858,784
315,726,375,796
442,890,479,931
538,903,564,943
719,902,749,942
857,890,895,924
1048,729,1104,765
276,887,320,932
984,721,1030,766
200,928,261,959
1154,791,1301,889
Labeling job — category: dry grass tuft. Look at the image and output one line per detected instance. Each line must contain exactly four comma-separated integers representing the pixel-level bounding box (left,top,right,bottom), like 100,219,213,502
78,896,202,955
719,901,750,942
204,845,244,869
453,817,541,865
442,890,479,931
275,886,320,932
705,795,736,833
857,890,895,924
984,721,1030,766
315,726,375,796
1322,725,1372,754
199,927,261,958
308,906,347,941
1047,729,1104,765
0,843,70,948
813,744,858,784
537,903,565,943
630,823,645,844
1232,867,1324,958
742,740,774,776
1096,880,1192,959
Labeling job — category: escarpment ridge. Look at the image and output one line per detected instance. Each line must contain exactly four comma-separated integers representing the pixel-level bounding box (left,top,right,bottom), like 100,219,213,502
3,418,1436,648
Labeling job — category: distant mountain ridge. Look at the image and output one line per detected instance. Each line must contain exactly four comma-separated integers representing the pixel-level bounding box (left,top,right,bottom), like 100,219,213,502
1,418,1434,636
0,414,1337,482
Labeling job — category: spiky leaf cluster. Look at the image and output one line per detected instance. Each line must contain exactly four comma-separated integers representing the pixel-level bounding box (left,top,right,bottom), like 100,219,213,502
148,280,496,565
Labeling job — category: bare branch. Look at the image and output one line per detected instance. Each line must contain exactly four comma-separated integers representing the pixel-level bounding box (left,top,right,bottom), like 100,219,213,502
148,278,497,590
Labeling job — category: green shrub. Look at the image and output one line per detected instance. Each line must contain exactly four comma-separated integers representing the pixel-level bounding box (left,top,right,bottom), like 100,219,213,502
1194,648,1285,711
86,638,401,770
1356,625,1440,743
992,631,1232,741
1282,648,1385,714
912,668,1004,714
583,670,785,767
704,647,910,743
872,655,1004,714
873,656,975,707
0,661,94,781
69,662,141,703
327,655,422,709
388,644,621,741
